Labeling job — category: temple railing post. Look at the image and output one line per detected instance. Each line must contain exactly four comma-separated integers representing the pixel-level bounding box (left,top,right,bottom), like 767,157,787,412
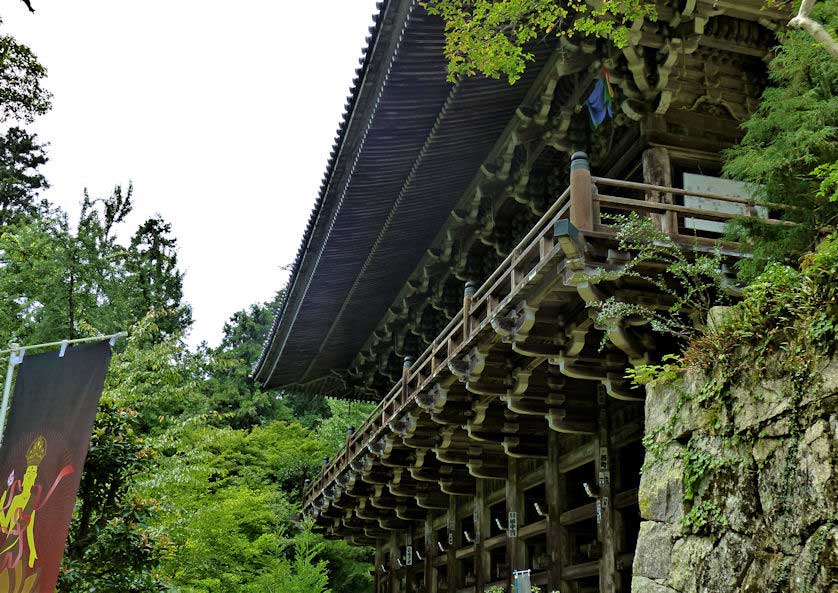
642,146,677,235
570,151,594,232
463,281,476,339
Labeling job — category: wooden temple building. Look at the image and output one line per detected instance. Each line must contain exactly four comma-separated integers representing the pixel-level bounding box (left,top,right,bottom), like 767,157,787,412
254,1,788,592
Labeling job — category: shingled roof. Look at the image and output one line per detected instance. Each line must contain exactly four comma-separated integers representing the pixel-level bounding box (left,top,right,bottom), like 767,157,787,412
253,0,549,391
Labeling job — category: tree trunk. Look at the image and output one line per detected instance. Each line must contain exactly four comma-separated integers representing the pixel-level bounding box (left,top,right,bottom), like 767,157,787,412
789,0,838,60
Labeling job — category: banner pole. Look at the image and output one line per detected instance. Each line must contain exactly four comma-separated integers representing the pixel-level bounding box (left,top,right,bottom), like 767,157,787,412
0,343,21,450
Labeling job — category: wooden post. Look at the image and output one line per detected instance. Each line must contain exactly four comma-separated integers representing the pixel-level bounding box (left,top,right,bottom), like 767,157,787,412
390,531,401,593
475,479,491,591
448,496,460,592
570,151,594,231
506,458,525,590
546,431,572,593
403,357,414,403
596,386,619,593
406,525,415,593
376,538,385,593
463,281,476,338
425,516,437,593
642,146,677,235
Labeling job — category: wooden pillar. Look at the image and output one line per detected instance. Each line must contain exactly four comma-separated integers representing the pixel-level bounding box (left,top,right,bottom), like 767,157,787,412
406,525,416,593
596,386,620,593
376,538,385,593
546,431,572,593
570,151,594,231
642,146,676,234
463,281,476,338
425,516,437,593
506,458,525,589
390,531,401,593
475,479,491,592
447,496,460,592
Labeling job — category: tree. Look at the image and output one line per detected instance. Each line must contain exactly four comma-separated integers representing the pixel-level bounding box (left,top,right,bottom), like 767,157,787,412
0,19,51,122
125,214,192,335
202,292,290,428
0,184,190,343
421,0,657,83
723,0,838,277
0,127,48,227
789,0,838,58
57,400,166,593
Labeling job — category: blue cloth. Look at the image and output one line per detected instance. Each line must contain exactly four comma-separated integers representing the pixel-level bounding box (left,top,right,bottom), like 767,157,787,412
587,78,613,128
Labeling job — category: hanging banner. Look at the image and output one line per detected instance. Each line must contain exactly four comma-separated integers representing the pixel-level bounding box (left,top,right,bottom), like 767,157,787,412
0,341,111,593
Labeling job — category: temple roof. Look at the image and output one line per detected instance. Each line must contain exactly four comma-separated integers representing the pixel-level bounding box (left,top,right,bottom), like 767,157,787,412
253,0,549,390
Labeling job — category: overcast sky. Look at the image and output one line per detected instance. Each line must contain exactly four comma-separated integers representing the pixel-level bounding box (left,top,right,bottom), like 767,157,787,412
2,0,379,346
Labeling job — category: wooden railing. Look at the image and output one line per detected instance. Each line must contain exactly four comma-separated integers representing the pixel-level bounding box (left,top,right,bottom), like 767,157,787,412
303,151,783,508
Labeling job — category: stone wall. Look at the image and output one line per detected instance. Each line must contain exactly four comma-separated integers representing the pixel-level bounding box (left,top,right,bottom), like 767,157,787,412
631,356,838,593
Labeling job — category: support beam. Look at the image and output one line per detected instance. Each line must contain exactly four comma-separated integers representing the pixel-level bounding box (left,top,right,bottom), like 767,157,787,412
475,479,491,591
390,531,400,593
424,516,437,593
546,431,572,593
596,386,620,593
506,458,525,590
375,538,385,593
447,496,460,592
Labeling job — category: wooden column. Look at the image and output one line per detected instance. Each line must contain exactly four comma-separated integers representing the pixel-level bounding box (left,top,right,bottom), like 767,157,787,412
390,531,401,593
570,151,594,231
376,538,385,593
406,525,416,593
642,146,677,235
546,431,572,593
447,496,460,592
475,479,491,591
506,458,525,589
425,516,437,593
596,386,620,593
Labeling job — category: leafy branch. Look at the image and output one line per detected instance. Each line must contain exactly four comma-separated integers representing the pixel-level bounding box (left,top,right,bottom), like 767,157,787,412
588,213,732,345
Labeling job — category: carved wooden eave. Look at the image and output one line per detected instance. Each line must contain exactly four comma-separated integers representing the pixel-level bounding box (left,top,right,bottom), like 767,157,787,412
334,0,786,396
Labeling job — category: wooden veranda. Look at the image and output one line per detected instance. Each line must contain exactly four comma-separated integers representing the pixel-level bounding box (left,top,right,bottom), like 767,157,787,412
302,152,783,593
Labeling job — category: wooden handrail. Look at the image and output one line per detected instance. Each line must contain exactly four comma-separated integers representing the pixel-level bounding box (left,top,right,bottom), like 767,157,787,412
595,194,795,226
592,176,794,211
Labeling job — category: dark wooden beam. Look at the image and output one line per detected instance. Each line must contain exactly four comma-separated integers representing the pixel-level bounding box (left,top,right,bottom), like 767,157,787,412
597,386,620,593
547,431,572,593
506,457,525,590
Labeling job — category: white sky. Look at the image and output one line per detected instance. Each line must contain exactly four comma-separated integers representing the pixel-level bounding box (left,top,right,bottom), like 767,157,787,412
2,0,380,346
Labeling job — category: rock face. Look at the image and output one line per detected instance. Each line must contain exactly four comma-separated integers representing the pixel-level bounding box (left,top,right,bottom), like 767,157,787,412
632,357,838,593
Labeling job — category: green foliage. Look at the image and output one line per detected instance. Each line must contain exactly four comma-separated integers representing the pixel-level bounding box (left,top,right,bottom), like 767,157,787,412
588,213,732,345
422,0,656,83
723,0,838,278
317,399,377,456
680,501,728,536
814,161,838,202
685,233,838,371
0,185,190,344
0,20,369,590
0,127,48,227
0,19,51,122
202,292,293,428
625,354,681,387
57,397,166,592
